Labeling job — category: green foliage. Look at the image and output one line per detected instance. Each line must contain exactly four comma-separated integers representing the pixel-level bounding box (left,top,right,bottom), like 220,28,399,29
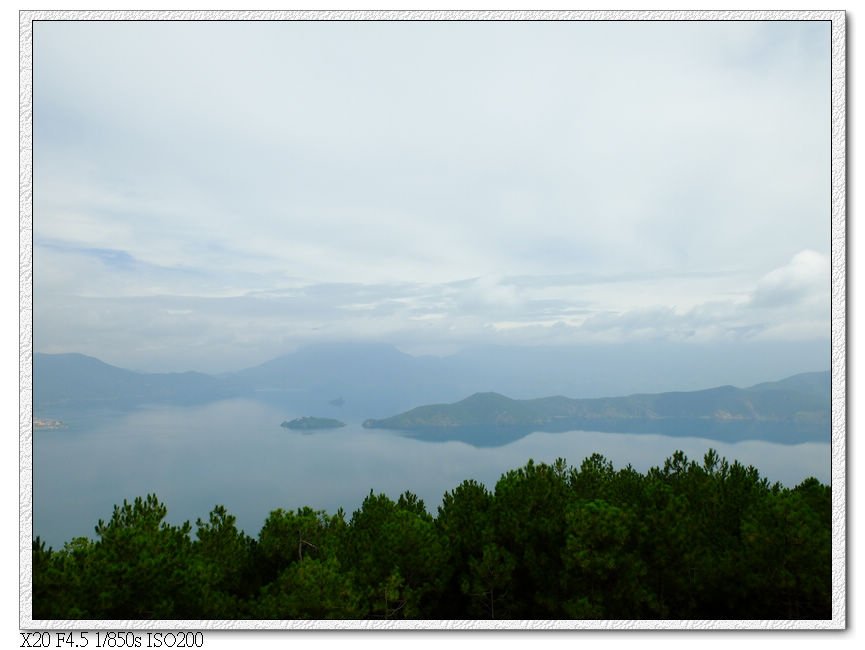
435,479,495,617
461,543,516,619
192,506,257,618
32,451,832,620
739,488,832,618
492,457,572,616
254,557,362,619
41,494,199,619
562,499,653,618
258,507,331,574
344,491,447,618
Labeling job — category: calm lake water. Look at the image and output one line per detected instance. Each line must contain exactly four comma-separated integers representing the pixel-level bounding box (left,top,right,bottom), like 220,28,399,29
32,399,831,549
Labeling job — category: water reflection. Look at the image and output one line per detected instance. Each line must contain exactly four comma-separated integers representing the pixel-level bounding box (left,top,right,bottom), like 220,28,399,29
33,399,831,549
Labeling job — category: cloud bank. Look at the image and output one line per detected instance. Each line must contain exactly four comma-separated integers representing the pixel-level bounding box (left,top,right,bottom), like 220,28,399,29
32,20,831,372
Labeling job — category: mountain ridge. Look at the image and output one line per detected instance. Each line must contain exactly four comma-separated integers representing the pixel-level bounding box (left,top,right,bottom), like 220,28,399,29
33,352,237,410
33,347,830,444
362,371,830,444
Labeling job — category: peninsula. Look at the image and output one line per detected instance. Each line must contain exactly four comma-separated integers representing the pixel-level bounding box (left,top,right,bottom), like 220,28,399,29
361,371,830,445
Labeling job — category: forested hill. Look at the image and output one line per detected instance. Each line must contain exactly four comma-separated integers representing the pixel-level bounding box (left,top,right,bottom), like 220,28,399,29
362,371,830,444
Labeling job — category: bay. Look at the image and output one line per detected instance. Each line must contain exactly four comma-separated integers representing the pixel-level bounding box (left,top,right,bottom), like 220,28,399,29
32,398,830,549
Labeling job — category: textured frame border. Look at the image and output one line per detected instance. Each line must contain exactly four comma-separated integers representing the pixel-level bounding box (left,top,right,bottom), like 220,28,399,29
18,9,847,631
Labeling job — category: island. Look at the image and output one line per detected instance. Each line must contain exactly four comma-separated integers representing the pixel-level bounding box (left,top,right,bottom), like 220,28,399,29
281,416,346,431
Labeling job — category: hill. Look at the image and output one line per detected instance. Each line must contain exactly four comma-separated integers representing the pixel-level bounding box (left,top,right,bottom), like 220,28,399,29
32,345,831,444
33,353,237,411
362,371,831,444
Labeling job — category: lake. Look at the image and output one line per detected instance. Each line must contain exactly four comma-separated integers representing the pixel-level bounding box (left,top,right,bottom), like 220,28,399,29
32,398,831,549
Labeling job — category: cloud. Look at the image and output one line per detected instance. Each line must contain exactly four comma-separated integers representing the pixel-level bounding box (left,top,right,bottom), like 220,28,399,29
34,21,830,280
34,236,830,373
748,249,830,310
31,21,832,371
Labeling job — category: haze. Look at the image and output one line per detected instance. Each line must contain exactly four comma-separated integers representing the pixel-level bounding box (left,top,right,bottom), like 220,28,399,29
33,20,830,377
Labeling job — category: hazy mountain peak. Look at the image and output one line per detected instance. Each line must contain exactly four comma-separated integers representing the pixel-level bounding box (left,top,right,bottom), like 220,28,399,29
461,392,513,404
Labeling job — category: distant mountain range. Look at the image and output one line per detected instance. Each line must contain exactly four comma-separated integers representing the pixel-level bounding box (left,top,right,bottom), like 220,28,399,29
33,345,460,416
33,352,237,410
32,344,831,444
362,372,831,445
38,342,631,417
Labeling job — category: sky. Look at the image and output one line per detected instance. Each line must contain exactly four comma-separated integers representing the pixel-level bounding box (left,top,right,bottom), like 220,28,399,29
32,19,832,373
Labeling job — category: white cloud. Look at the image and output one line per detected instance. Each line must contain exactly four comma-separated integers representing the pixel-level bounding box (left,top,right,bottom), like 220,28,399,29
32,20,832,370
749,249,830,309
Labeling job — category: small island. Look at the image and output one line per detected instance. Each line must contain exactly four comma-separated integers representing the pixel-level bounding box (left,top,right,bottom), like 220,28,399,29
281,416,346,431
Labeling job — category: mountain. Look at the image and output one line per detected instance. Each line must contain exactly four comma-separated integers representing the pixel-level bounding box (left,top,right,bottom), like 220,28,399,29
748,371,831,395
439,340,830,399
224,340,831,417
225,342,464,417
32,343,831,440
32,344,464,418
33,353,237,411
362,371,831,445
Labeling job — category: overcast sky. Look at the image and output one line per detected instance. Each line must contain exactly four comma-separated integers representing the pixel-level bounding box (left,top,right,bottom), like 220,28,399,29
32,19,831,373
